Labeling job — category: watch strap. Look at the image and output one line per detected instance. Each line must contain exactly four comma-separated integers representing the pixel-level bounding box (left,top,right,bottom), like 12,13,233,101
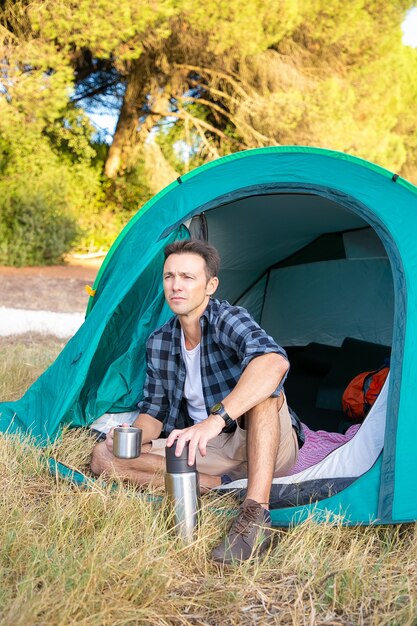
211,402,235,431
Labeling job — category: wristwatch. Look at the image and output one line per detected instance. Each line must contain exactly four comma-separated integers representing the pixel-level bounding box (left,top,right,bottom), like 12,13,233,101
210,402,235,431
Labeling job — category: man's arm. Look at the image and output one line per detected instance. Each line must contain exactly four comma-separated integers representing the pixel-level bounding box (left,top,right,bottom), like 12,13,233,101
132,412,164,443
220,352,288,419
166,352,288,464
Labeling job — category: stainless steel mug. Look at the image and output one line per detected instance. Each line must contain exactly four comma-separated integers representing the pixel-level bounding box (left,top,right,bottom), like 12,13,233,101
165,442,200,543
113,426,142,459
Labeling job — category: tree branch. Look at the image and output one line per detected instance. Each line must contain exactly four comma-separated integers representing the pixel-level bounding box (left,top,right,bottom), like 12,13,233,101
174,63,256,100
179,96,272,145
148,107,231,142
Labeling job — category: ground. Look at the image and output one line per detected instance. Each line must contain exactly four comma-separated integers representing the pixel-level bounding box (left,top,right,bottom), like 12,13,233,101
0,259,101,314
0,259,102,346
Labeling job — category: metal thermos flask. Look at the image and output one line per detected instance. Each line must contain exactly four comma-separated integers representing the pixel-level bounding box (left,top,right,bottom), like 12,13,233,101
165,442,200,543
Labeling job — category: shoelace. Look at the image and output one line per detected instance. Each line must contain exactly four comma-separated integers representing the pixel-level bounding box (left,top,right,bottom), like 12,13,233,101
232,503,263,537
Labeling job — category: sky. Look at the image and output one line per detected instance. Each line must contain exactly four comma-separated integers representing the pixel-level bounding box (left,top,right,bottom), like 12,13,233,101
88,8,417,142
402,6,417,46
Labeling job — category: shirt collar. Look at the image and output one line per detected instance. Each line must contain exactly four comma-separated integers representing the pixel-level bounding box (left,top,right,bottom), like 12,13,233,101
170,298,216,355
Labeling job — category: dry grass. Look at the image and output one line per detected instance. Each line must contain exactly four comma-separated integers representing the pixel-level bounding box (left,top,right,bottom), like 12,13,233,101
0,334,65,401
1,337,417,625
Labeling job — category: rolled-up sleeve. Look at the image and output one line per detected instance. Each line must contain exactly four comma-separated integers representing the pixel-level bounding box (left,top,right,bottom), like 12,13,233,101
217,305,289,392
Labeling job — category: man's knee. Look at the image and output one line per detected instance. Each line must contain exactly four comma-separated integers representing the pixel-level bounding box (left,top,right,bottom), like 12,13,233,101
90,441,110,476
247,395,282,419
90,440,154,476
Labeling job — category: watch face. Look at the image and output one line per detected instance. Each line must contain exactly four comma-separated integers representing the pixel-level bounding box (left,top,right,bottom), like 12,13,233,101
211,403,223,414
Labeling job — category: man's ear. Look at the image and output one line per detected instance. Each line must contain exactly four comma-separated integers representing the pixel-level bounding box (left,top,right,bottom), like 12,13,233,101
206,276,219,296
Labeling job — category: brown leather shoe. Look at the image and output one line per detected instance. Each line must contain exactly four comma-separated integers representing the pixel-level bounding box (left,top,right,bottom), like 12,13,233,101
211,499,273,564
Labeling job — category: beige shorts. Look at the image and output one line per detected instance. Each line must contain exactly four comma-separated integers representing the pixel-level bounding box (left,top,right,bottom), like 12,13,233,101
150,396,299,479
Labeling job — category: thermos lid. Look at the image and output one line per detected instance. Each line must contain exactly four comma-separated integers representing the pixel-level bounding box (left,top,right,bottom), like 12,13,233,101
165,442,196,473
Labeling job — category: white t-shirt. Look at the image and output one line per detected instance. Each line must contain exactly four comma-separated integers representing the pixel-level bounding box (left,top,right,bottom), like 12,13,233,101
180,329,208,424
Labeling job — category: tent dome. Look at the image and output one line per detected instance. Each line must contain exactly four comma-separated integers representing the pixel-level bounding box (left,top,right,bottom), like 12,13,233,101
2,146,417,526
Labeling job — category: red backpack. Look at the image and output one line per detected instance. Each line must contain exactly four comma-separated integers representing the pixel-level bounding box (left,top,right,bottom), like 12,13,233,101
342,365,389,421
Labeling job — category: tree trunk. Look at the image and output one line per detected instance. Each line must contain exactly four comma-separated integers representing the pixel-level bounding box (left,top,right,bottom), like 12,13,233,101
144,137,179,195
104,56,150,179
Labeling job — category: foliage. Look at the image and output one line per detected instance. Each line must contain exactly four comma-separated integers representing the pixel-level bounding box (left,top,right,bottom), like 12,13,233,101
1,0,417,265
166,0,417,175
103,152,153,214
0,191,78,267
28,0,417,181
0,1,123,262
0,127,76,265
0,100,109,262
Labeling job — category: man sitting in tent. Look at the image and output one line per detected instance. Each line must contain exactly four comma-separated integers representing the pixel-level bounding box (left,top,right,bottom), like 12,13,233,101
91,239,302,564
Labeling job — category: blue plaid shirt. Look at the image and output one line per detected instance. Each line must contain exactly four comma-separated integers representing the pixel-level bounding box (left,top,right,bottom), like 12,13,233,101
138,298,294,436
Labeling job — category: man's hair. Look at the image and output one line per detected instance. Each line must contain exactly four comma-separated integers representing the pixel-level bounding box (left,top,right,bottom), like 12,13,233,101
164,239,221,279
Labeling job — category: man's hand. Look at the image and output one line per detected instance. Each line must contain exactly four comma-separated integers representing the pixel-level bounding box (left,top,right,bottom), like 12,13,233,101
166,414,225,466
105,422,130,455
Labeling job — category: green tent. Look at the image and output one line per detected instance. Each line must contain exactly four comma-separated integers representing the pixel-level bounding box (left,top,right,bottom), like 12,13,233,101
1,146,416,527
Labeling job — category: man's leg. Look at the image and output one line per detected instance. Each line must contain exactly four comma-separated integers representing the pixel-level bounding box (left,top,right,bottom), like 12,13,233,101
91,440,165,485
212,395,289,564
245,396,282,506
90,440,221,491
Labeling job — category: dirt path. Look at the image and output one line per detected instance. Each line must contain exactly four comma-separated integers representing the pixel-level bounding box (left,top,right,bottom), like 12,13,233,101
0,259,102,313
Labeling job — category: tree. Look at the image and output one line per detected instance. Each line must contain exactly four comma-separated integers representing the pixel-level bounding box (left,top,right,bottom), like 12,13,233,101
0,0,105,261
86,0,417,182
7,0,416,181
1,0,417,266
22,0,307,178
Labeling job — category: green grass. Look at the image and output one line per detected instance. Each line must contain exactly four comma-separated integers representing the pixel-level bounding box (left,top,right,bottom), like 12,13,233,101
1,337,417,625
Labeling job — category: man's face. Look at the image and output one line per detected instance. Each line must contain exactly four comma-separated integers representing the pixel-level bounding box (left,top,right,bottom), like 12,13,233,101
163,252,218,318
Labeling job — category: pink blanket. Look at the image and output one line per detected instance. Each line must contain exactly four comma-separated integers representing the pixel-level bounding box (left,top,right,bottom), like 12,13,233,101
288,422,361,475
